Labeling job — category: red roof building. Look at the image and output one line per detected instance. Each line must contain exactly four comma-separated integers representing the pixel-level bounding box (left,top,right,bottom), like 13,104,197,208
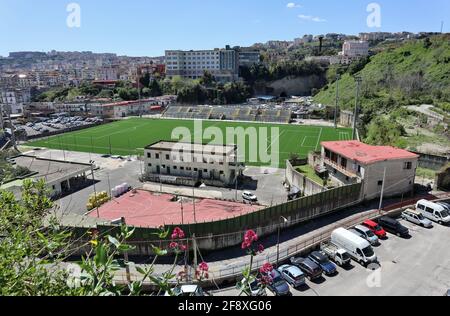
320,141,419,201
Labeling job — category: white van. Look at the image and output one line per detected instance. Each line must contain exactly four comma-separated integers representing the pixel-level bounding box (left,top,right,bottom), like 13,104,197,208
331,228,378,267
416,200,450,225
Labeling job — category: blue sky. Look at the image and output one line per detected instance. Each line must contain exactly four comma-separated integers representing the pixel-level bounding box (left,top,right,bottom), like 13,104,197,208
0,0,449,57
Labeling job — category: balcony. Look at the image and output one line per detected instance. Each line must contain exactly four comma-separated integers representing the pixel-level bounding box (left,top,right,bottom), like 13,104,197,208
323,158,360,180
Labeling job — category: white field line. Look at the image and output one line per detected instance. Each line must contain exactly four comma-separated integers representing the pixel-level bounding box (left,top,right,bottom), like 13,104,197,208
315,128,323,151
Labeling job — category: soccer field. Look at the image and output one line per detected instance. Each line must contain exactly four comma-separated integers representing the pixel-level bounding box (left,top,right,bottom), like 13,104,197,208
26,118,352,167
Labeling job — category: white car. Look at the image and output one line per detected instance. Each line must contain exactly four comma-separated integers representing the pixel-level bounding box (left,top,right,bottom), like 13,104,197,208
242,191,258,202
402,209,433,228
165,285,205,297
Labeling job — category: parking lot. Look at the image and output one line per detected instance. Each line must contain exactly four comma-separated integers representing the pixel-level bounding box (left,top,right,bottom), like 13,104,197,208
215,217,450,296
18,116,103,137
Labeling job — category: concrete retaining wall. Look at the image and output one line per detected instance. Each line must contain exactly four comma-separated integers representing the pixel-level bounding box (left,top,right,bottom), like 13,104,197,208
285,160,325,196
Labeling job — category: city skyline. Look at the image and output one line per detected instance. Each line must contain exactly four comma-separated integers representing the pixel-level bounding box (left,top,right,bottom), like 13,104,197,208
1,0,449,57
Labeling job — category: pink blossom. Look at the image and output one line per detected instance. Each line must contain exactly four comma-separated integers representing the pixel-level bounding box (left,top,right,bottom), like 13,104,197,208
260,275,273,285
260,263,274,274
179,244,187,251
171,227,185,240
198,262,209,272
257,244,265,254
169,242,178,249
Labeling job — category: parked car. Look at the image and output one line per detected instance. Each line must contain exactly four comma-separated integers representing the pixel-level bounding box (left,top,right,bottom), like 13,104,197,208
290,257,323,280
402,209,433,228
265,270,291,296
437,202,450,212
320,242,351,267
331,228,377,267
378,217,410,238
351,225,379,246
165,285,205,297
237,278,267,296
278,265,306,288
362,219,387,239
242,191,258,202
308,251,337,276
416,200,450,225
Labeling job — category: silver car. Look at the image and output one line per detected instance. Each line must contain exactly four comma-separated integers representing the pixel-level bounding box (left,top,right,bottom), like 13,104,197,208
278,265,306,288
402,209,433,228
351,225,379,246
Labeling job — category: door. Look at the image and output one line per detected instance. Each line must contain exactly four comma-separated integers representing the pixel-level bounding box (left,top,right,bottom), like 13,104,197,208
167,167,171,175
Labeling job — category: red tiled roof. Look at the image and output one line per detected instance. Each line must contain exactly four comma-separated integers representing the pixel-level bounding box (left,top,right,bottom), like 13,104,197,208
321,141,419,164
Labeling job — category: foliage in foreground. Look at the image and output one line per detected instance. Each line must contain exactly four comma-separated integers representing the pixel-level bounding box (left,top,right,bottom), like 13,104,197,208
0,180,208,296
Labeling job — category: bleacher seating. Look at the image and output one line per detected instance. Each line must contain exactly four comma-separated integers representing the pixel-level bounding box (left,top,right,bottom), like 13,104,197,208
163,105,291,124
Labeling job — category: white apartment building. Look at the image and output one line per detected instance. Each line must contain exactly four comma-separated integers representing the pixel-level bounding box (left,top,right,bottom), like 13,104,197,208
342,40,369,58
321,141,419,200
165,48,239,82
0,89,30,114
144,141,242,187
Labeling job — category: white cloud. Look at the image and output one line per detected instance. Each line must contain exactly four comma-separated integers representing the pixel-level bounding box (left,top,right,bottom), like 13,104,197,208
298,14,326,22
287,2,302,9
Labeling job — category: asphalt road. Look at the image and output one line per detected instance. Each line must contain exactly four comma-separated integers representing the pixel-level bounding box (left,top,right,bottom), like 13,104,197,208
214,218,450,296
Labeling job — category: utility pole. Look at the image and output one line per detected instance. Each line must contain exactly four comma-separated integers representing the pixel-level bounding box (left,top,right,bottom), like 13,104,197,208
192,169,197,224
334,74,340,129
378,167,387,211
441,21,444,34
91,163,100,218
352,76,362,140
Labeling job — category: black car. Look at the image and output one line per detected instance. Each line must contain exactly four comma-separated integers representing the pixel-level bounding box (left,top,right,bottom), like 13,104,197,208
266,270,291,296
378,216,409,238
290,257,323,280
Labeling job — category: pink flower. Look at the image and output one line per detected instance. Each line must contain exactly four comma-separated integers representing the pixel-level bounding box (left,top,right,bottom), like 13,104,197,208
260,263,274,274
198,262,209,272
241,241,251,250
171,227,185,240
169,242,178,249
260,275,273,285
244,230,258,243
257,244,265,254
179,244,187,251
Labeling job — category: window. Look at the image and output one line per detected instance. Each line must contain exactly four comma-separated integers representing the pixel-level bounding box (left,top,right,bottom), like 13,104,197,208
162,165,166,169
180,167,184,170
378,180,383,186
156,154,160,159
404,162,412,170
194,168,198,172
147,153,151,158
148,163,152,167
166,155,170,160
173,166,177,170
220,171,224,175
204,169,208,173
425,207,434,214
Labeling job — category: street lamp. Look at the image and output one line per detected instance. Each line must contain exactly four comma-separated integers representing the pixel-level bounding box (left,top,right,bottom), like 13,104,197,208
276,216,289,268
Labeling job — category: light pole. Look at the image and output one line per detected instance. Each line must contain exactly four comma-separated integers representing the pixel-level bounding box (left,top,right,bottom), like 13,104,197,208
276,216,289,268
352,76,362,140
334,74,340,129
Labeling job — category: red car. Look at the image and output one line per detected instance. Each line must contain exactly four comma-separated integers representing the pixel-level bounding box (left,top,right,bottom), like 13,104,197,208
362,220,387,239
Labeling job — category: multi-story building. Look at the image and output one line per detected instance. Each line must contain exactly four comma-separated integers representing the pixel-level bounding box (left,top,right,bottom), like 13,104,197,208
0,89,31,114
342,41,369,58
235,47,261,67
165,47,239,82
321,141,419,200
91,96,176,119
144,141,242,187
95,66,119,81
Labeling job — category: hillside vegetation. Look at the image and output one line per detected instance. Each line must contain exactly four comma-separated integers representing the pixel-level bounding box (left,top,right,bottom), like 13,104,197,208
315,35,450,114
